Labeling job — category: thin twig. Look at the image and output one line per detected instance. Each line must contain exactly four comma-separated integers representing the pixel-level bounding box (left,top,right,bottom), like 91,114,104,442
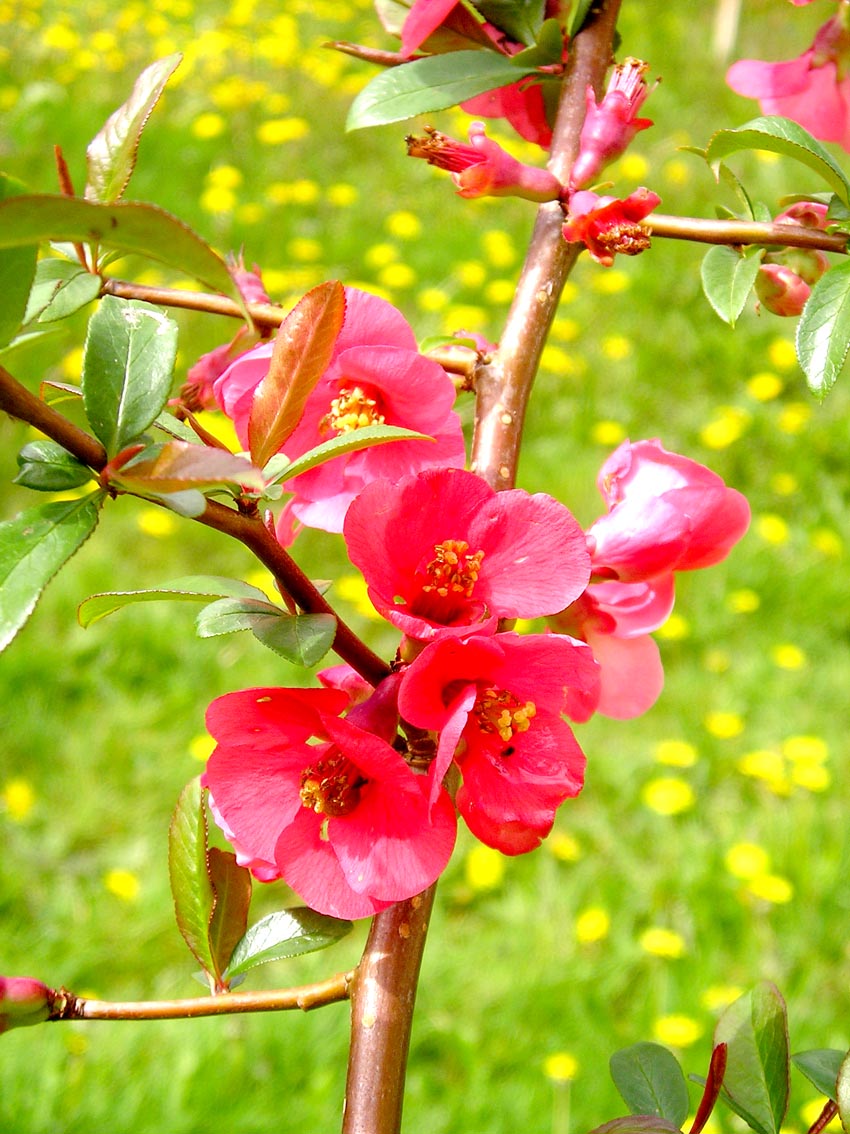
49,971,353,1021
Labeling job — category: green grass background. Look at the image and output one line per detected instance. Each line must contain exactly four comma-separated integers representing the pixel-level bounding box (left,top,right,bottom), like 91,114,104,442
2,1,849,1132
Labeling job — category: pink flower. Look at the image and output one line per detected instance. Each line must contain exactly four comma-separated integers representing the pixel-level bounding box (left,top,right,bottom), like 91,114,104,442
397,0,566,147
406,122,562,201
0,976,51,1034
561,188,661,266
726,13,850,150
398,632,596,853
213,287,466,537
182,257,273,411
203,686,456,920
587,439,751,582
343,466,591,642
551,577,674,720
570,58,655,190
461,81,556,149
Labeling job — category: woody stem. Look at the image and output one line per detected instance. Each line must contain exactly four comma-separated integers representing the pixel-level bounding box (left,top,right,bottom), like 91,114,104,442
339,6,625,1134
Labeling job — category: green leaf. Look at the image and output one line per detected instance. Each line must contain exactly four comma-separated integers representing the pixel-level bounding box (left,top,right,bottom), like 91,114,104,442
272,423,433,486
0,494,102,653
106,439,265,494
224,908,354,981
700,244,763,326
252,611,337,666
792,1050,847,1103
705,117,850,206
14,440,94,492
247,280,346,468
474,0,546,46
837,1052,850,1134
510,18,564,66
588,1118,682,1134
714,983,789,1134
78,574,270,627
609,1043,690,1126
568,0,596,35
206,847,252,986
23,258,102,325
168,777,217,982
195,596,284,637
0,195,245,305
195,599,336,666
346,50,533,130
81,296,178,454
85,54,182,203
0,175,36,349
796,259,850,399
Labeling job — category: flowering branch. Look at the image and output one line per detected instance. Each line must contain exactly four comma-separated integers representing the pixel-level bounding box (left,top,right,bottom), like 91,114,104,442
471,0,623,490
47,971,353,1021
0,363,390,688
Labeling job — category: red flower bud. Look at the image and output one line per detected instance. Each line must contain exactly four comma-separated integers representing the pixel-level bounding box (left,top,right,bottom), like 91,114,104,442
570,58,655,189
0,976,51,1034
406,122,562,202
755,263,812,316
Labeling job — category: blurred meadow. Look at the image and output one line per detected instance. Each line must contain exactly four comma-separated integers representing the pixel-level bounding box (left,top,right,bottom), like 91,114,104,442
1,0,849,1131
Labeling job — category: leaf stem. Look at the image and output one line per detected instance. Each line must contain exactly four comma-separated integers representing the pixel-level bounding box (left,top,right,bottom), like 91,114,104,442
48,970,353,1021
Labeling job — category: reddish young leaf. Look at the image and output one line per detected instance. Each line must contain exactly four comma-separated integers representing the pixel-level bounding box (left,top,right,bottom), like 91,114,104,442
206,847,252,989
106,439,265,494
247,279,346,468
690,1043,728,1134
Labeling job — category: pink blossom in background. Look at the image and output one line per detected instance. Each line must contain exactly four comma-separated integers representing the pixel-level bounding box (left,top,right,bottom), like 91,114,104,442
213,287,466,538
551,576,674,720
561,188,661,266
587,439,751,581
398,633,596,853
344,466,591,642
406,121,562,201
726,13,850,150
203,687,456,920
182,258,273,411
569,58,655,190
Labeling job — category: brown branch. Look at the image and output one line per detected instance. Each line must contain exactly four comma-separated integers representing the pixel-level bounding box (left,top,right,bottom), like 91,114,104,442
102,278,285,328
341,886,436,1134
339,10,626,1134
0,363,390,687
470,0,623,490
49,971,353,1021
647,213,849,253
0,364,107,468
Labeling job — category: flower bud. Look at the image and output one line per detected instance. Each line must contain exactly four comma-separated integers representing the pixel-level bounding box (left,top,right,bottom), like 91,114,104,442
406,122,562,201
569,58,655,189
0,976,52,1034
755,262,811,316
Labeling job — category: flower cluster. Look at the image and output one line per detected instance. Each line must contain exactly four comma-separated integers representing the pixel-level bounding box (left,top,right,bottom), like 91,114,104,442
727,5,850,151
199,280,749,918
756,202,831,317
